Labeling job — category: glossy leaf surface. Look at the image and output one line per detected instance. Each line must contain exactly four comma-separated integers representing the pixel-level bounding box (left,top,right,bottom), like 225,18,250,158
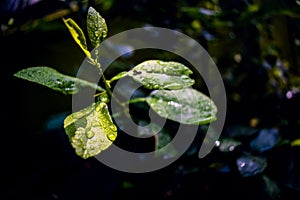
64,102,117,159
128,60,195,90
87,7,108,47
14,66,104,94
146,88,217,125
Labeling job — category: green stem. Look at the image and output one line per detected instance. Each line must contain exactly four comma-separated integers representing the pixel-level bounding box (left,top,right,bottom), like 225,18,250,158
127,97,148,104
90,50,130,118
108,71,128,85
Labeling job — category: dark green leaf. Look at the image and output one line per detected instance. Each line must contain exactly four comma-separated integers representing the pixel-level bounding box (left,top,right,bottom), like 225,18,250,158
146,88,217,125
262,175,281,200
14,66,104,94
128,60,195,90
137,121,178,158
87,7,108,47
64,102,117,159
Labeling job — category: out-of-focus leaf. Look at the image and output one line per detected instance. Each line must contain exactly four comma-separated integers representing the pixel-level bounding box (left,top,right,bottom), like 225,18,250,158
216,138,242,152
146,88,217,125
226,125,258,138
137,120,161,138
250,128,280,152
291,139,300,147
122,181,135,189
128,60,195,90
262,175,281,200
64,102,117,159
209,162,231,173
14,66,104,94
236,155,267,177
63,18,91,58
87,7,108,47
137,121,178,159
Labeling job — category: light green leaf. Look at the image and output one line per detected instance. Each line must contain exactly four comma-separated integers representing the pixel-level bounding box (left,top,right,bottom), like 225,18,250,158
146,88,217,125
14,66,104,94
64,102,117,159
63,18,91,58
291,139,300,146
127,60,195,90
108,71,128,84
87,7,108,47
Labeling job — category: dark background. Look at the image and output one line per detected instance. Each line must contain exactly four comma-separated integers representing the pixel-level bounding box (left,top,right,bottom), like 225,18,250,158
1,0,300,199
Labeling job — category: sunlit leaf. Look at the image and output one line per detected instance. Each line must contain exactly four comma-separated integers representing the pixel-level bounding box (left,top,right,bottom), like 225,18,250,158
14,66,104,94
63,18,91,58
87,7,108,47
146,88,217,125
291,139,300,146
64,102,117,159
128,60,195,90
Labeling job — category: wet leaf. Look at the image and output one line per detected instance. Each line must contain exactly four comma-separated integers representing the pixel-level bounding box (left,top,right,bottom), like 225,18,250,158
14,67,104,94
128,60,195,90
87,7,108,47
64,102,117,159
63,18,91,58
250,128,280,152
236,155,267,177
146,88,217,125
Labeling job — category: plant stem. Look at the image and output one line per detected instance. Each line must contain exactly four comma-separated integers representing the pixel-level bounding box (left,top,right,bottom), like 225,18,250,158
127,97,148,104
90,51,130,118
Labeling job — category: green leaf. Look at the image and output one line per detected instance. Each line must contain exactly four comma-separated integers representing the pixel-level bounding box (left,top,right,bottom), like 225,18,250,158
137,120,178,158
64,102,117,159
63,18,91,58
108,71,128,84
146,88,217,125
87,7,108,47
291,139,300,146
14,66,104,94
127,60,195,90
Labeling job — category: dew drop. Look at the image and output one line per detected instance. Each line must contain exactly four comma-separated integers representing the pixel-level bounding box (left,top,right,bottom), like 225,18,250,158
153,84,159,89
107,133,117,141
86,131,94,139
109,125,117,131
56,78,63,83
166,83,182,90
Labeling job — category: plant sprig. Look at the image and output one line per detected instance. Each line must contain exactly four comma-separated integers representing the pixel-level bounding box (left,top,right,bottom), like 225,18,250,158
13,7,217,159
